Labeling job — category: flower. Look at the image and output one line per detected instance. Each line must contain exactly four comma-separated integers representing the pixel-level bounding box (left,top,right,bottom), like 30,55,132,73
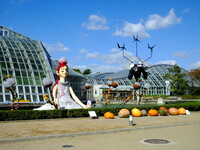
44,96,49,100
42,95,47,98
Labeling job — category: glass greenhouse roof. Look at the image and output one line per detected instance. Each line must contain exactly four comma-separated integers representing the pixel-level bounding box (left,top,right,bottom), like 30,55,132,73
86,64,196,87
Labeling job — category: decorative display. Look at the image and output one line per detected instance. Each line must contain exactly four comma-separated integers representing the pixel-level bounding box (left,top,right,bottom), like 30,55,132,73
117,34,155,105
118,109,130,118
148,109,159,116
52,57,88,109
104,112,115,119
141,109,148,116
105,78,119,105
169,108,179,115
178,107,186,115
131,108,142,117
2,75,22,110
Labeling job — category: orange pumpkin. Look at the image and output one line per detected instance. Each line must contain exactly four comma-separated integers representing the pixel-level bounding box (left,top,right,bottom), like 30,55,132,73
104,112,114,119
148,109,158,116
169,108,179,115
118,109,130,118
133,82,141,89
178,107,186,115
131,108,141,117
112,82,118,88
84,85,90,89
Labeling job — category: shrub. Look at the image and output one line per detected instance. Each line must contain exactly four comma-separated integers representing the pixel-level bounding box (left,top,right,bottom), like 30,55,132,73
0,102,199,121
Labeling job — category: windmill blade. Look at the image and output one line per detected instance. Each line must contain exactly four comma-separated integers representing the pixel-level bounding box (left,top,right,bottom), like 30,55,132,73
123,43,126,50
143,44,155,63
133,34,140,42
117,43,121,48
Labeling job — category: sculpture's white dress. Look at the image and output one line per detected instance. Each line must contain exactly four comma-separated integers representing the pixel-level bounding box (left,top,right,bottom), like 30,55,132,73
56,81,82,109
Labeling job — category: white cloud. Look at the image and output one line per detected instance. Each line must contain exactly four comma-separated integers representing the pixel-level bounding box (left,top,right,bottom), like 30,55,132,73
173,51,189,59
145,9,181,30
114,8,181,38
79,49,87,54
182,8,190,13
82,15,109,30
7,0,31,4
69,65,88,71
89,64,124,73
85,48,138,64
113,22,149,38
156,60,177,65
43,42,70,52
190,61,200,69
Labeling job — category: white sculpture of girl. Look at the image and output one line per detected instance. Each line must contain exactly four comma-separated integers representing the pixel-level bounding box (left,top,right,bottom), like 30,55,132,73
52,57,87,109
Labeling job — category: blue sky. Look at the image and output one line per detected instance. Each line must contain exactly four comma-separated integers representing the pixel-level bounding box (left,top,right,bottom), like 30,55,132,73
1,0,200,73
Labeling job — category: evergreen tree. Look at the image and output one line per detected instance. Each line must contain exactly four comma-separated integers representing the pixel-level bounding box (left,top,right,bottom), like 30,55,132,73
72,68,81,74
82,69,91,75
163,64,189,95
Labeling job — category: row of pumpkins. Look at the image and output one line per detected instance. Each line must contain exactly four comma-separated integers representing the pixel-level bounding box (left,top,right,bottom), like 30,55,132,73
104,107,187,119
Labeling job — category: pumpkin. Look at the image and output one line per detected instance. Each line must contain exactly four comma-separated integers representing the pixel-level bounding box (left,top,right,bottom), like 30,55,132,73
141,109,148,116
118,109,130,118
131,108,141,117
133,82,141,89
178,107,186,115
148,109,158,116
104,112,114,119
112,82,118,88
159,107,169,114
158,109,168,116
169,108,179,115
84,85,90,89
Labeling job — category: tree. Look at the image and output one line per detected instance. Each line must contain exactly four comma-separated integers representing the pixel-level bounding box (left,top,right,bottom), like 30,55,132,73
189,69,200,82
188,69,200,95
72,68,81,74
163,64,189,95
82,69,91,75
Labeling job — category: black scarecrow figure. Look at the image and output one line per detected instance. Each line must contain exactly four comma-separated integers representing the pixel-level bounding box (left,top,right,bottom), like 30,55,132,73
117,34,155,82
117,34,155,105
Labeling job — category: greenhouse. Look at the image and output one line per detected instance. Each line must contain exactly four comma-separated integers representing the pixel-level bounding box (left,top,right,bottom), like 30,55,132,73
86,64,196,101
0,25,87,104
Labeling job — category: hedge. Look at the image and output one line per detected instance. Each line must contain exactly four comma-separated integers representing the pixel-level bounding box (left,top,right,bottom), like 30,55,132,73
0,101,200,121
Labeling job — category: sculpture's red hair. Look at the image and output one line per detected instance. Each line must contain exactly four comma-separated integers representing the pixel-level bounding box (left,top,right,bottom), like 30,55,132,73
52,57,68,90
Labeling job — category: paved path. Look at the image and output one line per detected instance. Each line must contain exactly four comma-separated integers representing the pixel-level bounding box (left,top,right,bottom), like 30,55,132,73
0,112,200,150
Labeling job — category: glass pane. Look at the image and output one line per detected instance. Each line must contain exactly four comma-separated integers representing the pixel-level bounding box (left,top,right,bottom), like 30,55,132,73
31,87,36,93
26,95,31,101
39,95,44,102
0,95,3,102
23,78,29,84
15,70,21,76
13,63,19,69
20,64,25,69
35,78,41,85
5,95,11,101
29,78,34,85
17,77,22,84
18,86,23,93
0,62,6,68
25,87,30,93
32,95,37,102
37,86,42,93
